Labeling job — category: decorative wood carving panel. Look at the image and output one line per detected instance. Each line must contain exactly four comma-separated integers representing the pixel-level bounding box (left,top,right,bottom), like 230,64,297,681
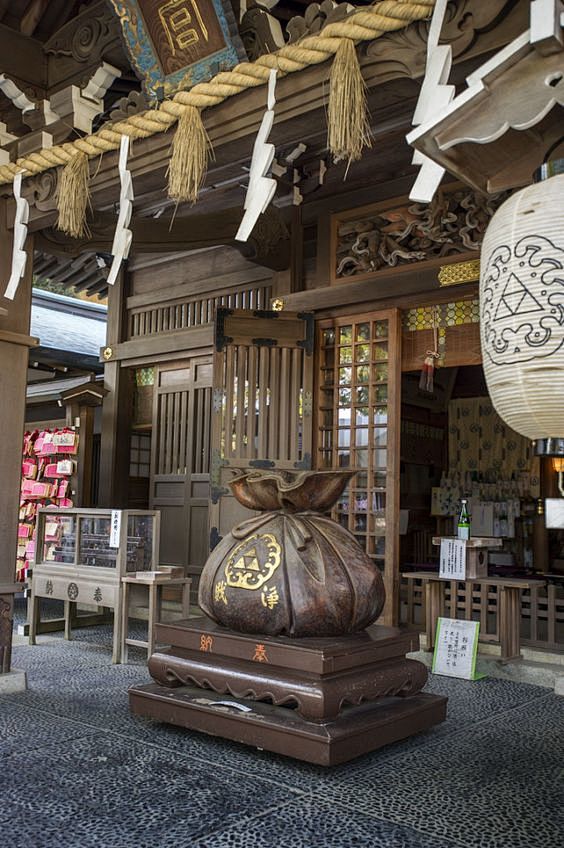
44,1,123,65
333,188,504,283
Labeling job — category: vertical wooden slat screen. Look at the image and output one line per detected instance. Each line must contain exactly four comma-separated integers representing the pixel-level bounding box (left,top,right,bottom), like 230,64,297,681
127,284,273,339
150,357,213,580
210,308,314,543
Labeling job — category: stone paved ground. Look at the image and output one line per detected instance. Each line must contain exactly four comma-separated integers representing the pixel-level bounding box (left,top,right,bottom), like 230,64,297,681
2,603,564,848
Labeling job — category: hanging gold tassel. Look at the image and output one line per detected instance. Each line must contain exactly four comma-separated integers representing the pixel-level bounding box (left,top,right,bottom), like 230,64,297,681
168,105,212,203
327,38,372,167
56,152,91,238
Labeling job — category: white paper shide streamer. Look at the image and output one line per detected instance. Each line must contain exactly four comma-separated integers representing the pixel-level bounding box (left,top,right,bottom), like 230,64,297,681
407,0,454,203
236,69,278,243
107,134,134,286
4,171,29,300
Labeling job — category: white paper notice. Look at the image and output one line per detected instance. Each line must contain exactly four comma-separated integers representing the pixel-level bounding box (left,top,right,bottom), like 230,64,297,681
439,538,466,580
432,617,479,679
109,509,122,548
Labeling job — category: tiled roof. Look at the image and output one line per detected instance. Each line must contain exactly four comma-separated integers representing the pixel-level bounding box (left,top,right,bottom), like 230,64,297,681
30,289,107,357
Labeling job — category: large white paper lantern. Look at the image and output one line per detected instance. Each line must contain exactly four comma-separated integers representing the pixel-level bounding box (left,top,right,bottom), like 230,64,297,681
480,172,564,441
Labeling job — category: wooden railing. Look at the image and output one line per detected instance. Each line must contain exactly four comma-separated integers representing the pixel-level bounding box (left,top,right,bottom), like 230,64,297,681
400,575,564,652
127,283,272,339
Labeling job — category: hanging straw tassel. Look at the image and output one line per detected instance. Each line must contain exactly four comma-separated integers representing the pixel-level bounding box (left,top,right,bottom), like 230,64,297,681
168,105,212,203
56,152,91,238
327,38,371,167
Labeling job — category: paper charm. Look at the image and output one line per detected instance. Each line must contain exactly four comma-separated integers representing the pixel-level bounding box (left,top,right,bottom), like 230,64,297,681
4,172,30,300
107,134,134,286
407,0,455,203
236,69,278,243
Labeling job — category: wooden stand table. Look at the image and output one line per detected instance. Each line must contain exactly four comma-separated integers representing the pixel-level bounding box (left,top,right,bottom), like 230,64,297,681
121,570,191,663
403,572,545,663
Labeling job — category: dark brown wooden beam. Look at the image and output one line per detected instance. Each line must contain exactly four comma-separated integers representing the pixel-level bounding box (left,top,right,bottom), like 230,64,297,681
281,257,479,315
36,204,291,271
21,0,50,37
0,23,46,91
0,0,12,23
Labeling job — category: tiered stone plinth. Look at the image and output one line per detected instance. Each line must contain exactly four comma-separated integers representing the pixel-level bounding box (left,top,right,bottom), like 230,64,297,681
129,617,446,766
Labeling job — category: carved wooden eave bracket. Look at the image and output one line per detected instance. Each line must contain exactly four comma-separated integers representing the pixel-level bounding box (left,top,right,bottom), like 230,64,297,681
0,1,130,164
407,0,564,193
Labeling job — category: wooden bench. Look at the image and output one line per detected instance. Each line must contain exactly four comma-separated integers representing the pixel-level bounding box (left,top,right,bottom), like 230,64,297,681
402,571,545,663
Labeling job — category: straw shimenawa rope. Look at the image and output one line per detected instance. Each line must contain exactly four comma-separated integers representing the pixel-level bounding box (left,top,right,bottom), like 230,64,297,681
0,1,435,188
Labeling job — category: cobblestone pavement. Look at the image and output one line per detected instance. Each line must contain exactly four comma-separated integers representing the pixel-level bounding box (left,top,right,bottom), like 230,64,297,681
2,601,563,848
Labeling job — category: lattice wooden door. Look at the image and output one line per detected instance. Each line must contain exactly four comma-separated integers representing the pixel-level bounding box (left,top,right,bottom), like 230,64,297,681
316,308,402,625
210,308,314,545
150,357,213,575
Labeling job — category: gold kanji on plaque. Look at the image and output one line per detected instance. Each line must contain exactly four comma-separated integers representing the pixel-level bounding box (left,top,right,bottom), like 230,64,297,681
159,0,209,54
261,585,279,610
199,634,213,652
110,0,243,100
252,644,269,663
214,580,228,605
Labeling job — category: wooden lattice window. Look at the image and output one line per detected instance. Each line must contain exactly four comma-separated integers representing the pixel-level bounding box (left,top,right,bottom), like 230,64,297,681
316,309,402,624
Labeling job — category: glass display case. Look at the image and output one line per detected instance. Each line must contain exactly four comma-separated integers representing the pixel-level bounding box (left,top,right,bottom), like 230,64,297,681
36,508,159,575
30,508,161,663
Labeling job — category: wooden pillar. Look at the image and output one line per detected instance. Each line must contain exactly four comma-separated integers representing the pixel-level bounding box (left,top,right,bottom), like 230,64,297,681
0,199,34,674
290,205,304,293
98,268,132,508
66,401,95,507
499,586,522,662
425,580,445,651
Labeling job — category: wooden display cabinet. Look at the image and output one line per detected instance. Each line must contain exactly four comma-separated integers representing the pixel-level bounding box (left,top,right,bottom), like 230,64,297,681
29,508,160,663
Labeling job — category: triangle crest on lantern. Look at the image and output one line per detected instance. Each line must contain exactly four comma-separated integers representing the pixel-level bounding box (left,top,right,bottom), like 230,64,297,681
494,274,544,321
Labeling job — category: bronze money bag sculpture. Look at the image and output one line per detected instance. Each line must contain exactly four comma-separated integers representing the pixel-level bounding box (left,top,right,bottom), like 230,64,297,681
199,470,385,637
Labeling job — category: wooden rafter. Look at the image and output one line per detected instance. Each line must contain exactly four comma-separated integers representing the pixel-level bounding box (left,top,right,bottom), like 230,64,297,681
20,0,50,36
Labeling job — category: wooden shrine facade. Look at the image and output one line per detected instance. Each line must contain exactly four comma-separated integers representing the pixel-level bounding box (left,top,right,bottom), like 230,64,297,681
1,0,545,676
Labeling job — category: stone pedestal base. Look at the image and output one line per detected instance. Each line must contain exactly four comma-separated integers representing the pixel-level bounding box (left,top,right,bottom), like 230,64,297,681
129,617,447,766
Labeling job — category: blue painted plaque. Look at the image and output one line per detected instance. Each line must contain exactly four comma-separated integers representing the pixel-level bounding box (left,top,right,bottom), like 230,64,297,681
110,0,246,100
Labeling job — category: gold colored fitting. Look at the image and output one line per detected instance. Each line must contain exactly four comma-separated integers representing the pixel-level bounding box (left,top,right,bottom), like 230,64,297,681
438,259,480,287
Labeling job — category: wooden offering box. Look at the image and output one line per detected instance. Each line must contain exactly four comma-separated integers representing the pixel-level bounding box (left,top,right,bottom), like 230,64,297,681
432,536,503,579
30,508,160,662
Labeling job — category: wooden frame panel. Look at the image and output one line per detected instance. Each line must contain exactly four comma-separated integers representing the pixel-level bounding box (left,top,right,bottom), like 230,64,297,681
150,356,213,576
